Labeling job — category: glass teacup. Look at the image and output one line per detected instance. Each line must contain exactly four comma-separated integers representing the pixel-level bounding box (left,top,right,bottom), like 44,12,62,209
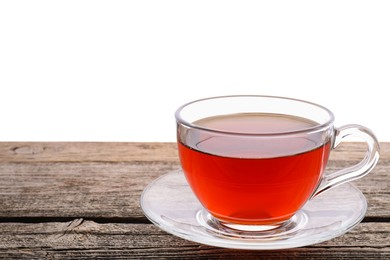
175,95,379,231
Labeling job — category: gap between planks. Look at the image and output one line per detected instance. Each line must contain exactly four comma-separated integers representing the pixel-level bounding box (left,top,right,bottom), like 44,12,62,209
0,215,388,224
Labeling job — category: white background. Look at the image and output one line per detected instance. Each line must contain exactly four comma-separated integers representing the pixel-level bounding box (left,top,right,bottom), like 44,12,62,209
0,1,389,142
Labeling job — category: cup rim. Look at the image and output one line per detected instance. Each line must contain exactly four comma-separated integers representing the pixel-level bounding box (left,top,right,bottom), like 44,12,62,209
175,95,335,137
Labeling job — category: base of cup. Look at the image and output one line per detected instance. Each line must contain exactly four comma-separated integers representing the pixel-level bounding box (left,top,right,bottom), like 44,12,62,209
196,209,308,239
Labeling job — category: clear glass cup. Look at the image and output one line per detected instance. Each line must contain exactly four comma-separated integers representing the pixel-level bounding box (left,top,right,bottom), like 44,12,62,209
175,95,380,231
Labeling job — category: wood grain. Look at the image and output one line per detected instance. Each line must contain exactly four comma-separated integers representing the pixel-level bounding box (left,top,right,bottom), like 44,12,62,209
0,221,388,259
0,142,179,162
0,142,388,259
0,162,388,220
0,141,388,163
0,161,388,220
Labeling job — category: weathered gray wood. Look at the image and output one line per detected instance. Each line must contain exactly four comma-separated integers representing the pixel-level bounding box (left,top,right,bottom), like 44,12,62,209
0,161,388,219
0,162,175,219
0,141,388,163
0,142,179,162
0,220,388,259
0,142,388,258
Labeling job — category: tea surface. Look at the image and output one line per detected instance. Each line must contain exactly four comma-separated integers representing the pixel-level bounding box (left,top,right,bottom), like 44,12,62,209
194,113,317,134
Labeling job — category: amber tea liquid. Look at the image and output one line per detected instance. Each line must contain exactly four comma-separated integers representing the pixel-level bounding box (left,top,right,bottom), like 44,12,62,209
178,113,331,225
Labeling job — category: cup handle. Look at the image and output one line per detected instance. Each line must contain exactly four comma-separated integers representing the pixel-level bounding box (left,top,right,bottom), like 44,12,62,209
312,124,380,198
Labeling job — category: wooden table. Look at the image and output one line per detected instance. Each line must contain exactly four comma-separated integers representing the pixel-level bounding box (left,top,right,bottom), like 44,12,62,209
0,142,388,259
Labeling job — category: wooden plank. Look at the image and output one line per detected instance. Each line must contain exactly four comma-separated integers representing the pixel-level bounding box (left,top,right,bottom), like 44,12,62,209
0,142,388,163
0,142,179,163
0,162,175,219
0,161,388,219
0,221,388,259
0,142,387,258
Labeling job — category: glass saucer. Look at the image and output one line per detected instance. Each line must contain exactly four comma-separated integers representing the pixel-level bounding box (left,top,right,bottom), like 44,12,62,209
140,170,367,250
